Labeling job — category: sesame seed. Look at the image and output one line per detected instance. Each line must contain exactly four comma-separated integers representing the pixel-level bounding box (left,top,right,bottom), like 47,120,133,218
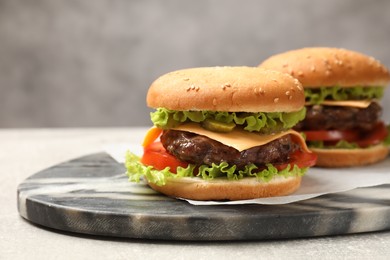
306,55,311,59
289,95,293,100
285,91,290,96
254,87,265,95
311,66,316,72
222,83,231,90
186,87,191,92
213,98,217,106
298,71,303,76
274,98,279,103
282,63,288,68
325,70,331,76
183,78,190,81
289,69,294,76
191,85,196,90
195,86,200,92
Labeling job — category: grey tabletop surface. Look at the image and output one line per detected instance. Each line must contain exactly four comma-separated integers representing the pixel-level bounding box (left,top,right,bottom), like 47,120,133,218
2,128,390,260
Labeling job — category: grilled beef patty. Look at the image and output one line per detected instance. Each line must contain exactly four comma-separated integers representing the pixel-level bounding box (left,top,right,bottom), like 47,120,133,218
294,102,382,131
160,130,296,169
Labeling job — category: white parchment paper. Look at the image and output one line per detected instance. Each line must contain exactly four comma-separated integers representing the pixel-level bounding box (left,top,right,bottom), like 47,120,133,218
106,143,390,205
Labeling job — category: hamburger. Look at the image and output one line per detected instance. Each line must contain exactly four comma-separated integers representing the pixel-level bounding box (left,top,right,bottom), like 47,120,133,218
125,66,317,200
259,47,390,167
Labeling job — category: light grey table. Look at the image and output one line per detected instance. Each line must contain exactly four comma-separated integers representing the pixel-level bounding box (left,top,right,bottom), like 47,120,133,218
1,128,390,260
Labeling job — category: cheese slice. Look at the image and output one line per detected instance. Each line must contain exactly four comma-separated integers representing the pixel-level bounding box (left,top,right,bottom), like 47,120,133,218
172,123,311,153
306,100,373,108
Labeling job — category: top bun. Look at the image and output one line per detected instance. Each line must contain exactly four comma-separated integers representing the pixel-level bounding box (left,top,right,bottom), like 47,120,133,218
147,66,305,112
259,47,390,88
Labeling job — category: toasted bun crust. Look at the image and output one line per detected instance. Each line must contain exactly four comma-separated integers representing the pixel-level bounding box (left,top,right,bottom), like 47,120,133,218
259,47,390,88
310,144,389,168
147,66,305,112
147,175,301,201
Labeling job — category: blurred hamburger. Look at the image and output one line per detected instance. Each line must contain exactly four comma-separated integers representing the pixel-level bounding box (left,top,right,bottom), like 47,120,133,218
259,47,390,167
125,66,316,201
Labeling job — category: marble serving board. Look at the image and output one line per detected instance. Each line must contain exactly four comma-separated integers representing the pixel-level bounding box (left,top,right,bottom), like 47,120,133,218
17,153,390,241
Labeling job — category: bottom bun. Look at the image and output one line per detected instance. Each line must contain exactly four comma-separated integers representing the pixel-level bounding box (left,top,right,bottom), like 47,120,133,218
310,144,389,168
147,175,302,201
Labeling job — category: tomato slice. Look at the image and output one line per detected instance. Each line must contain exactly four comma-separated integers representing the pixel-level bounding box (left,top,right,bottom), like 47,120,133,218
304,129,359,142
355,122,388,147
303,122,388,148
141,142,188,173
275,150,317,171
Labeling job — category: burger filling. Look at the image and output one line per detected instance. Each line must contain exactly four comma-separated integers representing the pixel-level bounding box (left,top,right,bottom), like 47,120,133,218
295,102,381,132
125,125,317,186
296,86,390,149
161,130,297,170
125,106,317,187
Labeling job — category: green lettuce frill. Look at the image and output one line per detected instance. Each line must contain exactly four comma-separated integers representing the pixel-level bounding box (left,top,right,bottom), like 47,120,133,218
150,107,306,133
125,151,307,186
308,140,360,149
305,86,384,105
308,128,390,149
385,125,390,146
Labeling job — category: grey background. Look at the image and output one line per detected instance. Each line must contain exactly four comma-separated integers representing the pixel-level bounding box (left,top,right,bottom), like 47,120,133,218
1,0,390,128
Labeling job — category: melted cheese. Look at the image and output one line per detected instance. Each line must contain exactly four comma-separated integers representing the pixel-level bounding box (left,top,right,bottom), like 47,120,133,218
306,100,373,108
172,123,311,153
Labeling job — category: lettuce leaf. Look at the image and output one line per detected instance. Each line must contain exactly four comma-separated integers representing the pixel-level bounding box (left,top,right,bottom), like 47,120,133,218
150,107,306,133
384,124,390,146
125,151,307,186
305,86,384,105
308,140,359,149
308,139,389,149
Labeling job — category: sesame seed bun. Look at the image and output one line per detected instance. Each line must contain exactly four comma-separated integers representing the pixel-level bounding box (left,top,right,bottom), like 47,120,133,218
310,144,389,168
147,175,302,201
259,47,390,88
147,66,305,113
